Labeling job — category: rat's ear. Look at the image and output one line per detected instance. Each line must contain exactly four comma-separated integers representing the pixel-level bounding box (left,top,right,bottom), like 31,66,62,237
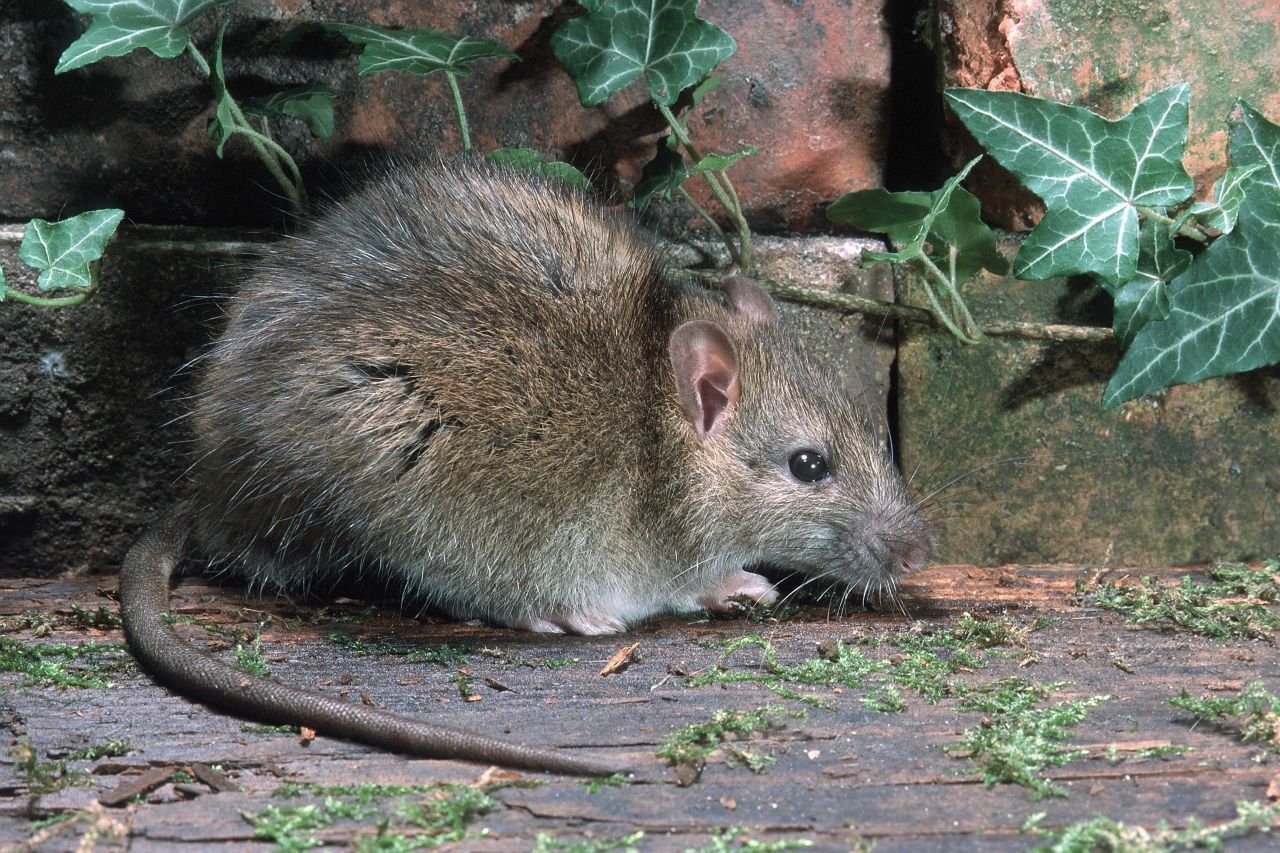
722,276,778,325
669,320,740,437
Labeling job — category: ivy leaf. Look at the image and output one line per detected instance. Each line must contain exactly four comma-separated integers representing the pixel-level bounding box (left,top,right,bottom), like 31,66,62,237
309,23,516,77
56,0,234,74
688,147,758,175
243,83,337,138
551,0,736,107
631,144,688,211
1103,186,1280,407
1189,165,1262,234
19,209,125,292
0,266,8,301
205,22,234,156
1228,101,1280,195
485,148,592,191
828,156,1008,283
945,84,1195,286
1111,220,1187,347
828,189,932,245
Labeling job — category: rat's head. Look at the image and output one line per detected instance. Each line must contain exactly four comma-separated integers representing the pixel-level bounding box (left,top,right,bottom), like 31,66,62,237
668,277,932,604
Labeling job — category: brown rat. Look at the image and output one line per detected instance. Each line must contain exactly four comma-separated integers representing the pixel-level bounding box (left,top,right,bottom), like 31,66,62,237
120,158,931,775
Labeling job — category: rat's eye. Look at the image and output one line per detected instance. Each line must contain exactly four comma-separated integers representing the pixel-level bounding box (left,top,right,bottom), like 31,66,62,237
788,450,830,483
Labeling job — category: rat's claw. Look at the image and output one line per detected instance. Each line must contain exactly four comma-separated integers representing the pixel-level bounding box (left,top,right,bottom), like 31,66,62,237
698,569,778,612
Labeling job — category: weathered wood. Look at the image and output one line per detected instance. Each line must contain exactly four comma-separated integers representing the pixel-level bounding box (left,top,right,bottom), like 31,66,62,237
1,564,1277,851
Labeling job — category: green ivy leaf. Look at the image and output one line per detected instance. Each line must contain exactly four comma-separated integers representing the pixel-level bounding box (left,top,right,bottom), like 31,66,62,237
1111,220,1187,347
19,209,125,292
551,0,736,107
688,147,758,175
1103,186,1280,407
485,148,592,190
828,189,932,245
945,85,1195,286
243,83,337,138
56,0,234,74
205,22,234,156
310,23,516,77
1189,165,1262,234
828,157,1008,283
0,266,8,301
1229,101,1280,195
631,144,689,211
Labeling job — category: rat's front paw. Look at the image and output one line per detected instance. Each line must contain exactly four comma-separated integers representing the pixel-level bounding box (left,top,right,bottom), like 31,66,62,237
519,611,627,635
697,569,778,612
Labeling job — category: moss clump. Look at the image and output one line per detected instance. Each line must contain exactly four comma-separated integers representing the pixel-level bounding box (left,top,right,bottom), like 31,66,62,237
1170,681,1280,750
948,692,1109,799
1082,559,1280,641
0,637,131,689
250,782,497,850
326,634,473,666
656,705,798,772
1024,799,1280,851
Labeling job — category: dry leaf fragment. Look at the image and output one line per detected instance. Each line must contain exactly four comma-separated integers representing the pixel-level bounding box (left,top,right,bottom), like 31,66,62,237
484,676,513,692
475,766,524,787
718,796,737,810
1266,773,1280,801
600,642,641,676
299,726,316,744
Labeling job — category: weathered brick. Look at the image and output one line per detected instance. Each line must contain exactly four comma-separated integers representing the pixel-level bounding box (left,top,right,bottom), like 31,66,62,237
896,251,1280,566
1,1,890,230
936,0,1280,227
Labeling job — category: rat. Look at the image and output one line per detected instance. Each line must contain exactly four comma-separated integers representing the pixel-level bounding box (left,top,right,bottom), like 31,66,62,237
119,157,932,776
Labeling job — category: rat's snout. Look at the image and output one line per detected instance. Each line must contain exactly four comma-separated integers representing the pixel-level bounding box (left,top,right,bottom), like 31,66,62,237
852,507,934,578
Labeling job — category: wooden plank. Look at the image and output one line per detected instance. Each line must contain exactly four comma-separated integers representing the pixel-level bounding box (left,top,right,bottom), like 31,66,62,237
1,565,1277,850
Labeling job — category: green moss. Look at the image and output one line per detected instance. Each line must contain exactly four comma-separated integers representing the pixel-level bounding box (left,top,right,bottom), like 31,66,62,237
235,638,271,676
690,635,888,707
68,603,122,628
10,736,129,795
250,782,497,850
1024,799,1280,851
243,723,301,735
656,705,798,769
581,772,630,793
860,684,906,713
687,827,817,851
1082,559,1280,640
947,693,1110,799
0,636,131,689
530,830,646,852
327,634,473,666
1170,681,1279,750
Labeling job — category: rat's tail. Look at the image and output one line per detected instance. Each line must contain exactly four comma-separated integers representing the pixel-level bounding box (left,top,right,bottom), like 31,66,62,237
119,505,626,777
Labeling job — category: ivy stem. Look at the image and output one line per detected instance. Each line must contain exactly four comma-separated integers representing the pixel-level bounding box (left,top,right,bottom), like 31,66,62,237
5,261,100,307
1137,205,1211,243
4,287,93,308
917,251,982,343
657,102,752,273
678,187,741,268
445,72,472,153
186,42,306,215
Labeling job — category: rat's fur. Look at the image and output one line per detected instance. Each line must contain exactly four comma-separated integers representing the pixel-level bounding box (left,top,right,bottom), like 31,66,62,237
187,159,930,634
120,158,932,773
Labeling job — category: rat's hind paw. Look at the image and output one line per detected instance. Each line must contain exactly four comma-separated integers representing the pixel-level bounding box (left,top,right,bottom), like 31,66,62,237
519,611,628,635
697,569,778,612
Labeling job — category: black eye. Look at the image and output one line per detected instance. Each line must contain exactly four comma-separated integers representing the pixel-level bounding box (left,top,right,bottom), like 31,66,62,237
788,450,829,483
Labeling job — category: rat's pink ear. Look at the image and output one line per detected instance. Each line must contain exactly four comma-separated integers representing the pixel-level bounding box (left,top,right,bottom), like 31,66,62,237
669,320,741,437
723,276,778,325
